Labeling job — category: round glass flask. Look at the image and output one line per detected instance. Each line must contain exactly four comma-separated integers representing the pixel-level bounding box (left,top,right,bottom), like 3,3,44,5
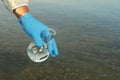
27,28,56,62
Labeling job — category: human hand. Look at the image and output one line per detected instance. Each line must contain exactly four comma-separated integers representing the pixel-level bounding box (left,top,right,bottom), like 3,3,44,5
19,12,58,57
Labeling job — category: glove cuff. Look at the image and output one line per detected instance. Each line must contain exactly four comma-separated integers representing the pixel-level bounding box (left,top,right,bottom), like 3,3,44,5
19,12,32,19
19,12,33,25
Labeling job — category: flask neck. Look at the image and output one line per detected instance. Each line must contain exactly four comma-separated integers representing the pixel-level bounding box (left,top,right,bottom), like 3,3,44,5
41,30,53,43
41,28,56,43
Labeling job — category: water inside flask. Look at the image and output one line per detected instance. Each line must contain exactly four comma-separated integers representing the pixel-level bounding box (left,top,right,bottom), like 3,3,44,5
27,42,49,62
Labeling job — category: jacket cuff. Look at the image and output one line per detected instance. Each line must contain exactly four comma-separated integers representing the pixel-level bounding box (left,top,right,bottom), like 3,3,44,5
2,0,29,13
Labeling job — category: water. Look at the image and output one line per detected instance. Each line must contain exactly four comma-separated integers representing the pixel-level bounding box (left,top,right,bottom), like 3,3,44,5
0,0,120,80
27,42,49,63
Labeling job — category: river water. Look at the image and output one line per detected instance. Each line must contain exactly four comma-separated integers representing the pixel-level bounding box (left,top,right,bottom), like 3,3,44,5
0,0,120,80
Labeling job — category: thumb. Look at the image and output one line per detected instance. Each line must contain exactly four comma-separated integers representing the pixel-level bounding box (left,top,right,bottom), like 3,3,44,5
33,34,43,47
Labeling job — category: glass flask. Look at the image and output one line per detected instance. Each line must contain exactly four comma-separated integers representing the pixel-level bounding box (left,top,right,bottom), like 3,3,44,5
27,28,56,62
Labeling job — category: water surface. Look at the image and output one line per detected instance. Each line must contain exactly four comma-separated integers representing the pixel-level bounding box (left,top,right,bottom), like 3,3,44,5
0,0,120,80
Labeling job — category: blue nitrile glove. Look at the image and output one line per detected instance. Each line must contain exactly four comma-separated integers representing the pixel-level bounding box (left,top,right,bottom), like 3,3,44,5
19,12,58,57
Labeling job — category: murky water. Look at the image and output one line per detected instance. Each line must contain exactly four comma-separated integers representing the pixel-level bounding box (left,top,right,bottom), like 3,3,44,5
0,0,120,80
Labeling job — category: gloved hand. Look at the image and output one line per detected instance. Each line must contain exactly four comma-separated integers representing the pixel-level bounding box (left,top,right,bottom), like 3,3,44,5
19,12,58,57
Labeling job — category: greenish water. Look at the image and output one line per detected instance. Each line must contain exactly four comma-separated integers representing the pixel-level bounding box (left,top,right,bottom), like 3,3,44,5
0,0,120,80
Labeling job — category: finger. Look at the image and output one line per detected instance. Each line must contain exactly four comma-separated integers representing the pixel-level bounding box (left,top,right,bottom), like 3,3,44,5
48,38,59,57
33,34,43,47
52,38,59,57
48,40,53,56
